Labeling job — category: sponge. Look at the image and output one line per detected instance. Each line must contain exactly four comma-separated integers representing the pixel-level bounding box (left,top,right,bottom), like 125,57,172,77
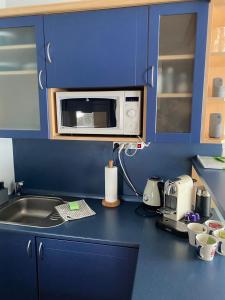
69,201,80,211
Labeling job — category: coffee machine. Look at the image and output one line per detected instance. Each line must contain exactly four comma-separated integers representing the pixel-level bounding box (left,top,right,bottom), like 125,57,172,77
161,175,193,221
156,175,193,237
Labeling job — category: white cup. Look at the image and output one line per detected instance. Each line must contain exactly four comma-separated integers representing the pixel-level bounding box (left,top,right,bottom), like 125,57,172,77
204,220,224,235
213,229,225,256
196,233,217,261
187,223,208,247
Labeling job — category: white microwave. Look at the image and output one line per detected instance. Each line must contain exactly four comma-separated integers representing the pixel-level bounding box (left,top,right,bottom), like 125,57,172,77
56,90,142,135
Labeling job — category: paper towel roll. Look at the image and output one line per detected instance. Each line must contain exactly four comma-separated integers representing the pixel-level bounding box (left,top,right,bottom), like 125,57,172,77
105,166,118,203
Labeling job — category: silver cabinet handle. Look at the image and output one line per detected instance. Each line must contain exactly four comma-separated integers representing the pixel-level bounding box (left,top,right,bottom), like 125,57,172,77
38,242,43,260
145,66,155,88
149,65,154,88
38,70,44,90
26,240,32,258
47,42,52,64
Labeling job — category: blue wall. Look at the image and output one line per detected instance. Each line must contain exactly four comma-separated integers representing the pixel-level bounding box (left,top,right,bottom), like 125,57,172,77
13,140,221,201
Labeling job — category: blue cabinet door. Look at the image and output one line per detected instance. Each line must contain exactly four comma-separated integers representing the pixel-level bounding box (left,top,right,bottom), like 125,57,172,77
44,7,148,88
146,2,208,143
0,16,48,138
37,238,138,300
0,230,37,300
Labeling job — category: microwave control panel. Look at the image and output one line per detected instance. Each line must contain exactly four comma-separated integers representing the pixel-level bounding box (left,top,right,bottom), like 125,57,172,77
124,92,141,135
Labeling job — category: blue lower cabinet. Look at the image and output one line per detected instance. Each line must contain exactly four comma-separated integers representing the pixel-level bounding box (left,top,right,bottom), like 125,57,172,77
37,238,138,300
0,231,37,300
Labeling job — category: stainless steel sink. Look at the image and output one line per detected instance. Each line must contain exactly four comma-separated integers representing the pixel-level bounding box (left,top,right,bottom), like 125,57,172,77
0,196,65,228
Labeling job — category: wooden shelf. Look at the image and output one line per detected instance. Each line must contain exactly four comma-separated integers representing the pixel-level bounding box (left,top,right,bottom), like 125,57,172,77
158,54,194,61
203,136,225,144
0,70,37,75
207,97,225,102
0,44,36,51
49,134,144,142
0,0,190,18
210,52,225,56
158,93,192,98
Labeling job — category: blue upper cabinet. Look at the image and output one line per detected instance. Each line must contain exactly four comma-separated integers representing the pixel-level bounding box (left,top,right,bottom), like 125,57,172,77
146,2,209,143
44,7,148,88
0,16,49,138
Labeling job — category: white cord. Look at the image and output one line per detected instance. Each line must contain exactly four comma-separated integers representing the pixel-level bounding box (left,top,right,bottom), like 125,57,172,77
118,144,138,197
138,136,150,148
124,147,138,157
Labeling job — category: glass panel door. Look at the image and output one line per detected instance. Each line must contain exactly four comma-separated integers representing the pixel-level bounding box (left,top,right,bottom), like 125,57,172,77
156,13,196,133
0,26,40,130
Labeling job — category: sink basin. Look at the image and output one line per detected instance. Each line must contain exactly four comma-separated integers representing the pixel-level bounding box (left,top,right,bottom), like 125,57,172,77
0,196,65,227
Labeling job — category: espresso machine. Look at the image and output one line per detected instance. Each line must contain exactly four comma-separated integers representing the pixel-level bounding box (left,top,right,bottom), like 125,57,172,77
156,175,193,237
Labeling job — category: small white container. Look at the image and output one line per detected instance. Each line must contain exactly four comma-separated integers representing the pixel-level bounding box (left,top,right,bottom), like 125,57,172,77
213,229,225,256
187,223,207,247
196,233,217,262
204,220,224,234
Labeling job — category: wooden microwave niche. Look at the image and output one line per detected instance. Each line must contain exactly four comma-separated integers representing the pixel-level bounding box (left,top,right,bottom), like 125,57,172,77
48,88,147,142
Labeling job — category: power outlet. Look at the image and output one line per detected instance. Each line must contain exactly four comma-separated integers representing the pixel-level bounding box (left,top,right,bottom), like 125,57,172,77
113,142,146,150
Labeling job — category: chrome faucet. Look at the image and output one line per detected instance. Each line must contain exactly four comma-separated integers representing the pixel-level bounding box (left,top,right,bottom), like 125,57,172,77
15,181,24,196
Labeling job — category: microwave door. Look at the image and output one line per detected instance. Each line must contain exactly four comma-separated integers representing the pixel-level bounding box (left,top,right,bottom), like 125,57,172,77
59,97,123,134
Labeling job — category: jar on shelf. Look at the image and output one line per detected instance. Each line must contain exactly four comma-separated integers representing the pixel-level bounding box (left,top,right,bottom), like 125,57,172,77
157,64,163,94
212,27,225,53
163,66,174,93
176,72,189,93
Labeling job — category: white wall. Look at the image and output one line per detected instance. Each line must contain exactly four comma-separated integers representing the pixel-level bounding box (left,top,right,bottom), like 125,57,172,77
0,0,6,8
2,0,81,8
0,139,15,194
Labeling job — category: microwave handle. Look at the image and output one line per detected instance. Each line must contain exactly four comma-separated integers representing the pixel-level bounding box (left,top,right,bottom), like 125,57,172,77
116,98,121,129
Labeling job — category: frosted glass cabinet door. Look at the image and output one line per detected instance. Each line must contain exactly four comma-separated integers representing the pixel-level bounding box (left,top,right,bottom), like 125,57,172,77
147,2,209,143
0,16,48,138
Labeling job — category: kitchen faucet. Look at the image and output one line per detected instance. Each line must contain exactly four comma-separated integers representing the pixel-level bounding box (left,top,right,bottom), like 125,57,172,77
15,181,24,196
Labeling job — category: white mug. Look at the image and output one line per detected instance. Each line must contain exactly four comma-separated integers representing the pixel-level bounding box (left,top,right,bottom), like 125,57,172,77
213,229,225,256
204,220,224,235
187,223,207,247
196,233,217,262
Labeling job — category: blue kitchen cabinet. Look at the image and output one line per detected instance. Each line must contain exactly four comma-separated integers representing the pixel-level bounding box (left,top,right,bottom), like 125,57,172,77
44,7,148,88
146,2,209,143
0,16,48,138
37,237,138,300
0,230,37,300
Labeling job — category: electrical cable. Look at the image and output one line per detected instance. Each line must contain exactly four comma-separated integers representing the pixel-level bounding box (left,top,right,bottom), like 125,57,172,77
113,141,159,218
120,150,143,196
112,144,143,196
118,144,139,197
137,136,150,148
124,145,138,157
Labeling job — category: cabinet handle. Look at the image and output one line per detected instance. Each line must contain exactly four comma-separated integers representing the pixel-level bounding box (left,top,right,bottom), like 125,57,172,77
145,66,155,88
149,65,154,88
38,70,44,90
47,42,52,64
26,240,32,258
38,242,43,260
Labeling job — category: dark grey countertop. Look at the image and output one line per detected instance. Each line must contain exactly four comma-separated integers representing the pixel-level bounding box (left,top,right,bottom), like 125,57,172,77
0,197,224,300
192,158,225,218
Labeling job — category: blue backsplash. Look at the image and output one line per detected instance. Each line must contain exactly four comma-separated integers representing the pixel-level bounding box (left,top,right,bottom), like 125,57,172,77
13,140,221,201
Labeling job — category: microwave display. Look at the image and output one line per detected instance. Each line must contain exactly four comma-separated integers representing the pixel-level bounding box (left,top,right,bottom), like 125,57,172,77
61,98,117,128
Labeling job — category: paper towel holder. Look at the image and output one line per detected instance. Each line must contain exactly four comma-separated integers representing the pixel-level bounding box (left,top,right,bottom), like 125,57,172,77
102,160,120,208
